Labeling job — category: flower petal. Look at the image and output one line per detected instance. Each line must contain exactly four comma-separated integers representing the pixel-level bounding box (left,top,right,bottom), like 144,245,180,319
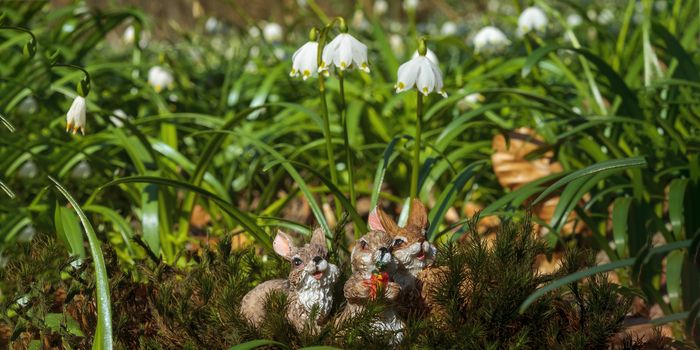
395,58,419,93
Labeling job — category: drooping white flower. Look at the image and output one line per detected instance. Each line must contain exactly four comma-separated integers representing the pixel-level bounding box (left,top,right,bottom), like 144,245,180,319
352,10,370,31
457,92,485,111
395,53,447,97
70,160,92,180
148,66,174,92
389,34,404,55
17,160,38,179
65,96,87,135
248,26,261,38
290,41,319,80
319,33,369,73
412,48,438,65
123,25,135,43
517,6,547,35
441,21,458,36
567,13,583,27
404,0,418,11
598,9,614,25
473,26,511,53
205,17,221,33
374,0,388,15
109,109,129,127
263,22,283,43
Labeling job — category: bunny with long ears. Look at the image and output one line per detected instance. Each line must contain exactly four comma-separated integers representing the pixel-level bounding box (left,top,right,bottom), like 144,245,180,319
240,228,339,332
368,199,439,316
337,229,404,344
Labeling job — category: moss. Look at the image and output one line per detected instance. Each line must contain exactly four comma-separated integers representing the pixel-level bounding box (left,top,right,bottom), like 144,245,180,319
0,218,676,349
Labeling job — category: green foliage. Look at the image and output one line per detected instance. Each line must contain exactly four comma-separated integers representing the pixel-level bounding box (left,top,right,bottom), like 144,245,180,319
1,0,700,346
2,219,676,349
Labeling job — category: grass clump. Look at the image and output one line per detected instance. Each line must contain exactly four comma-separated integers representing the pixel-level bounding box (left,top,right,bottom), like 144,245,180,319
1,216,678,349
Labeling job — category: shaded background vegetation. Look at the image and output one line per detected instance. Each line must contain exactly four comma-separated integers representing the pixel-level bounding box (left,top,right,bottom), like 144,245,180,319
0,0,699,348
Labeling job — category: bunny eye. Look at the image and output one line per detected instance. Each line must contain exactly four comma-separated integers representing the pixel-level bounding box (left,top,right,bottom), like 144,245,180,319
292,258,303,266
359,240,368,250
393,238,405,246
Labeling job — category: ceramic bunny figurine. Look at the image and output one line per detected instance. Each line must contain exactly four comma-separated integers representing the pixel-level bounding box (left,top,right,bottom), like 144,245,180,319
337,229,404,344
240,228,339,332
368,199,438,316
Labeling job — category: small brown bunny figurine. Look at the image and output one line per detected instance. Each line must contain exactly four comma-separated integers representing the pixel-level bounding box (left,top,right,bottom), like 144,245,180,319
337,229,404,344
240,228,339,332
368,199,440,317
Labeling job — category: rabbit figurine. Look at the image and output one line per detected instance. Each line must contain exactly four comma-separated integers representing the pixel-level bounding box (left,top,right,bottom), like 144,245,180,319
337,229,404,344
240,228,339,332
368,199,440,316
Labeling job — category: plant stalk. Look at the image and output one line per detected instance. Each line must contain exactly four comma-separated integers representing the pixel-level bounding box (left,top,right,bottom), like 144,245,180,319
338,72,359,236
338,73,355,207
318,74,341,219
410,92,423,211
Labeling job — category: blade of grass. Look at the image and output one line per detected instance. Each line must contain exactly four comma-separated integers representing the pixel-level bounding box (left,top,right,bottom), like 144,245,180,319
669,178,689,241
427,161,485,241
227,339,289,350
49,176,112,350
0,113,15,132
520,239,693,314
612,197,634,259
100,176,272,251
54,205,87,258
0,180,15,199
532,157,647,205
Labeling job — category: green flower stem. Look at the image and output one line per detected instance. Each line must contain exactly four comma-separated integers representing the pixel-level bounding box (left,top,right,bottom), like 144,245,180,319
52,63,91,97
410,91,423,210
338,72,355,207
318,76,341,219
338,71,359,236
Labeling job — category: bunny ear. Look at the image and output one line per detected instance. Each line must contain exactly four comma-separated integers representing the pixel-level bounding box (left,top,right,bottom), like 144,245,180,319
310,227,326,248
273,231,295,259
407,199,428,230
377,207,400,235
368,207,384,231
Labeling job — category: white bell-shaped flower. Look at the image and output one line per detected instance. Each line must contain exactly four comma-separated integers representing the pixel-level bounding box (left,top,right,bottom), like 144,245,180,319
473,26,511,53
441,21,458,36
123,25,135,44
404,0,418,11
290,41,319,80
517,6,548,35
148,66,174,92
263,22,283,43
412,48,438,65
395,52,447,97
66,96,87,135
567,14,583,27
373,0,388,15
319,33,370,73
389,34,404,55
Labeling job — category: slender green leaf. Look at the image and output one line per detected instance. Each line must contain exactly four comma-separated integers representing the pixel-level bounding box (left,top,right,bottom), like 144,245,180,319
0,113,15,132
54,205,87,258
520,239,693,314
427,161,484,241
533,157,647,205
666,250,685,313
371,135,410,210
227,339,288,350
49,176,112,350
669,178,689,241
612,197,633,259
0,179,15,199
100,176,272,251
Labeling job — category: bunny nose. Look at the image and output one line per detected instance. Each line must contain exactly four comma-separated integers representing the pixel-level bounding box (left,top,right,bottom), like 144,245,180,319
313,256,323,263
